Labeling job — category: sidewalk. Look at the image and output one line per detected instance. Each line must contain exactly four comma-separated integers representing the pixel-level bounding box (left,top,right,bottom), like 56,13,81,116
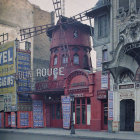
0,128,140,140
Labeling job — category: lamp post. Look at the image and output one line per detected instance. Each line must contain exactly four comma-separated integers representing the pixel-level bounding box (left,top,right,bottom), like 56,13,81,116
70,94,75,134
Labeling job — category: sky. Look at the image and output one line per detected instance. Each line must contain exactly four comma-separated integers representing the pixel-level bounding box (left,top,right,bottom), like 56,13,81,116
28,0,98,68
28,0,98,18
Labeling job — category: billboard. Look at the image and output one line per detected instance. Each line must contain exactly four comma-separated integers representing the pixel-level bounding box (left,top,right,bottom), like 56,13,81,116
61,96,71,129
101,74,108,89
108,91,113,120
17,49,31,92
0,41,16,94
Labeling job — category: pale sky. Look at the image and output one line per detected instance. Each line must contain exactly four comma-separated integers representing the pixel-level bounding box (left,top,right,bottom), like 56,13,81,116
28,0,98,69
28,0,98,17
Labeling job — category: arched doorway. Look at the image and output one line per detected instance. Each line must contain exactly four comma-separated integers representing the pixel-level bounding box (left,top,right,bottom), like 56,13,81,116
120,99,135,131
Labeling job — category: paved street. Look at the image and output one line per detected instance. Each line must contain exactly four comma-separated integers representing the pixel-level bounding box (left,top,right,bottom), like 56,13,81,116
0,128,140,140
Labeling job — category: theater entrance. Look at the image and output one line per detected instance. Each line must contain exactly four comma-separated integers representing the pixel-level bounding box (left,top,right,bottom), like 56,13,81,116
120,99,135,131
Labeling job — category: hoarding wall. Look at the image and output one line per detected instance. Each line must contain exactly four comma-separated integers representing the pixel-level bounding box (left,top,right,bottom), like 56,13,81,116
0,41,17,112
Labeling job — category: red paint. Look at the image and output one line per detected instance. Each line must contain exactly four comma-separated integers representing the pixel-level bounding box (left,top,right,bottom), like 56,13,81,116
0,112,4,128
31,18,108,131
17,111,32,128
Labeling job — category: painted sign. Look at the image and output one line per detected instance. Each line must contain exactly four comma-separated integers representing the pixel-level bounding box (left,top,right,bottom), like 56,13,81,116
108,91,113,120
17,50,31,92
97,90,107,100
4,94,17,112
0,41,16,94
101,74,108,89
61,96,71,129
119,84,134,89
36,67,64,79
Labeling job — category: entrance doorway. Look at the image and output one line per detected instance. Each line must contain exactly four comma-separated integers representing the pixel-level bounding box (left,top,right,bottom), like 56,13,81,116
50,103,63,128
74,98,91,129
101,102,108,130
120,99,135,131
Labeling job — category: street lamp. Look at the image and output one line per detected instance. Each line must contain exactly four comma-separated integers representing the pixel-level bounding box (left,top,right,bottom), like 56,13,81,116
70,94,75,134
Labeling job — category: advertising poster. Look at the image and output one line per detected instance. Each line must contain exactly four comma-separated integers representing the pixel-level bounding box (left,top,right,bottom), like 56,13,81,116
20,112,29,126
96,58,102,69
61,96,71,129
11,112,16,127
17,50,31,92
0,95,4,111
101,74,108,89
33,100,44,127
0,41,16,94
108,91,113,120
4,94,17,112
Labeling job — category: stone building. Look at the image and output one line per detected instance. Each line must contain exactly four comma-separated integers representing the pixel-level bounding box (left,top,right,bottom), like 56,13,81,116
87,0,140,132
0,0,54,86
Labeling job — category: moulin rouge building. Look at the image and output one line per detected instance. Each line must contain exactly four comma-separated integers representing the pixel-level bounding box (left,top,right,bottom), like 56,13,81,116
33,17,108,131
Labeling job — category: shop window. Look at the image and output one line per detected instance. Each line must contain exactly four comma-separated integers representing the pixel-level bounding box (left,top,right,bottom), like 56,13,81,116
119,0,129,10
53,55,58,66
82,105,86,124
73,54,79,64
98,14,107,38
82,98,85,104
87,98,90,104
76,98,80,105
102,49,108,62
83,55,89,70
62,54,68,64
76,106,80,124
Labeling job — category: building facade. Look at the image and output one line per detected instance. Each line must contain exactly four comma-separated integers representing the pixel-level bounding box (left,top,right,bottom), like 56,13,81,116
34,17,108,131
87,0,140,132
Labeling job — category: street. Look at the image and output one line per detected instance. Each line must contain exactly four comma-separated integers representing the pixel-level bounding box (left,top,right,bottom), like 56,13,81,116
0,128,140,140
0,131,107,140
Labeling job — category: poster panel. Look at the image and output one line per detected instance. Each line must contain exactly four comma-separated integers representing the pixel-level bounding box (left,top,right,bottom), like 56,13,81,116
61,96,71,129
108,91,113,120
101,74,108,89
0,41,16,94
17,50,31,92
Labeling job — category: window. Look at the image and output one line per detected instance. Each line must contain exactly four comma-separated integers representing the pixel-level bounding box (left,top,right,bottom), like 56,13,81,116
83,55,89,70
119,0,129,10
102,49,108,62
136,0,140,9
54,55,58,65
73,54,79,64
62,55,68,64
98,14,107,38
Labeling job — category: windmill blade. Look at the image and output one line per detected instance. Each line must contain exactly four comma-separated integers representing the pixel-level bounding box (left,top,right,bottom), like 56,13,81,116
71,8,94,22
52,0,62,17
0,33,8,45
20,23,55,41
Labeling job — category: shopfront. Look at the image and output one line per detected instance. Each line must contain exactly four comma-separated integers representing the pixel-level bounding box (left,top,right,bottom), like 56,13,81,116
97,90,108,130
64,69,94,130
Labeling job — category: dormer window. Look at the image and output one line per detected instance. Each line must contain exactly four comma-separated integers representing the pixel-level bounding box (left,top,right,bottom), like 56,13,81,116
73,54,79,64
62,54,68,64
83,55,89,70
54,55,58,65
